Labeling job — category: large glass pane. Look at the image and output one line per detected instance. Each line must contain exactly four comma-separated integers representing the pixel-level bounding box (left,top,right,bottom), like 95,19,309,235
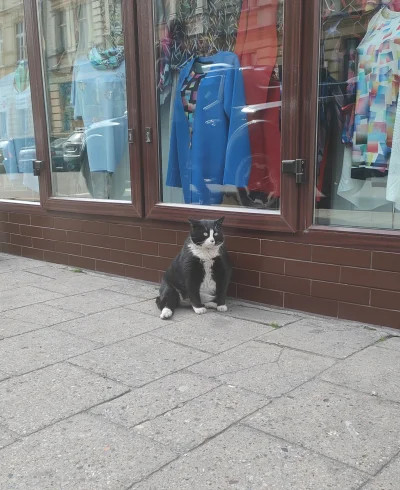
315,0,400,230
0,3,39,201
154,0,284,210
39,0,131,200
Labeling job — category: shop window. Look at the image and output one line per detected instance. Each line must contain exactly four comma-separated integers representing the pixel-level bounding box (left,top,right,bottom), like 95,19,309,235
39,0,131,201
153,0,284,211
0,3,38,203
56,10,68,55
315,0,400,230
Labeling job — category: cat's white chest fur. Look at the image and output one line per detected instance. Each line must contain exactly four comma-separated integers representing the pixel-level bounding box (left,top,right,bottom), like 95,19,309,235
188,241,220,304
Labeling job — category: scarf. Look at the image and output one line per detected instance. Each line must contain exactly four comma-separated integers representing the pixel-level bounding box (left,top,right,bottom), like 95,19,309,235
88,46,124,70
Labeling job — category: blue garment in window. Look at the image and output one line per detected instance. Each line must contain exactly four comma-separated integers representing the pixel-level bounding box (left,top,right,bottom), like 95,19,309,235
167,51,251,205
71,57,127,172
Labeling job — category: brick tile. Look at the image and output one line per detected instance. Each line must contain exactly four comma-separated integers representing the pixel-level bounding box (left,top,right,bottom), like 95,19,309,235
21,247,44,261
55,241,81,256
109,223,141,240
225,235,260,254
0,232,9,243
10,234,32,248
285,293,338,317
110,250,142,267
31,238,55,252
261,273,311,295
2,243,21,255
19,225,43,239
286,260,340,282
82,245,110,261
82,221,109,235
339,303,400,330
142,255,171,271
234,253,285,274
0,211,8,221
158,243,181,258
42,228,66,241
372,252,400,273
0,222,20,234
54,217,83,231
236,284,284,308
68,255,96,271
341,267,400,292
126,239,158,255
232,268,260,287
177,231,188,245
67,231,125,251
43,250,69,265
311,281,370,305
371,289,400,311
96,260,126,277
125,265,159,283
227,282,237,298
312,246,371,268
31,215,54,228
262,240,311,261
142,228,176,244
8,213,30,225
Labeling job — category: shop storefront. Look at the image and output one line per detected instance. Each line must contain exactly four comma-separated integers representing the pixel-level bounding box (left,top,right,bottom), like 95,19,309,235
0,0,399,328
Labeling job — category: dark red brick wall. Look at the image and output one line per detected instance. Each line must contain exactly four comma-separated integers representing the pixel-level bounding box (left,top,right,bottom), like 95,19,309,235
1,210,400,330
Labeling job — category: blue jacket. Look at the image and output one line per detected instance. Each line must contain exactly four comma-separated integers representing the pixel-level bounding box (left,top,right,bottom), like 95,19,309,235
166,51,251,205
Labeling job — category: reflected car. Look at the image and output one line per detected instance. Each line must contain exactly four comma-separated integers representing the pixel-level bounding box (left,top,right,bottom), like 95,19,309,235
18,138,67,173
62,129,86,171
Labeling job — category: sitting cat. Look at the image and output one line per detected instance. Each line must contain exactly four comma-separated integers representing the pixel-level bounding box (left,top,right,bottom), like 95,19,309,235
156,217,232,319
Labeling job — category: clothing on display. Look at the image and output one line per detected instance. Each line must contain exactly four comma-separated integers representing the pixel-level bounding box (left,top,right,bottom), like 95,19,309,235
167,51,251,205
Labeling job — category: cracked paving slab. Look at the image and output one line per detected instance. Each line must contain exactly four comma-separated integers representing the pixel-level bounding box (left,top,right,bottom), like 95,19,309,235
0,412,177,490
0,363,129,435
3,304,83,330
90,371,220,428
70,334,210,387
259,318,387,359
131,425,368,490
0,426,18,450
189,341,335,397
361,454,400,490
245,379,400,475
133,384,267,453
0,286,63,313
224,302,300,326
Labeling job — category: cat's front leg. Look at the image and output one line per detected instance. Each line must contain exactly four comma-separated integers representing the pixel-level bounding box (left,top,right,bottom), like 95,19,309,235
186,279,207,315
215,272,230,313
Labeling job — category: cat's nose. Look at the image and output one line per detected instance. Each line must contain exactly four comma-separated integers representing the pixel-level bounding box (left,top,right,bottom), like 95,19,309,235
210,238,215,243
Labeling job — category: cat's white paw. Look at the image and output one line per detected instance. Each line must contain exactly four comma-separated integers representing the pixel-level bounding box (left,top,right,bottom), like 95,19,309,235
160,308,173,319
217,305,228,312
204,302,218,309
193,306,207,315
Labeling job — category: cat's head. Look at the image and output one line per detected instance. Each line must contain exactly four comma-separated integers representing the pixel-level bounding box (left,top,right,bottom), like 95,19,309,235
188,217,225,248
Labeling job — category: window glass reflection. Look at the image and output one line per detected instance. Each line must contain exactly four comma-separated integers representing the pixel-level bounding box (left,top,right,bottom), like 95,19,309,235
40,0,131,200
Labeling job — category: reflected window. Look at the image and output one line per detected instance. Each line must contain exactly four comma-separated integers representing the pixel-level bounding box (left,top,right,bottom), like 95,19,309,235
315,0,400,230
0,3,38,202
39,0,131,201
154,0,284,210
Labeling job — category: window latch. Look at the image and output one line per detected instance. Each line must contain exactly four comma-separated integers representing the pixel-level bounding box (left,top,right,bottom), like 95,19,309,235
32,160,43,177
128,129,134,144
145,127,152,143
282,159,306,184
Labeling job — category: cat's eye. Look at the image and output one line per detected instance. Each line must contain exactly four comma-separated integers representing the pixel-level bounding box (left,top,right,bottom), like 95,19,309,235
203,232,208,236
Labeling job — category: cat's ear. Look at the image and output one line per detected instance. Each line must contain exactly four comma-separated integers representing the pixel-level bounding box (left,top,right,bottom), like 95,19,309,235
188,219,200,227
215,217,225,226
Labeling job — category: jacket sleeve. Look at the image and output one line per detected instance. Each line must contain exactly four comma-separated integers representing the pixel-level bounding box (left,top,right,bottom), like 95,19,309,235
222,53,251,188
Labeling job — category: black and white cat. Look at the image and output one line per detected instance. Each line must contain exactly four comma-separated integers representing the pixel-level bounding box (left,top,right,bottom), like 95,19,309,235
156,217,232,319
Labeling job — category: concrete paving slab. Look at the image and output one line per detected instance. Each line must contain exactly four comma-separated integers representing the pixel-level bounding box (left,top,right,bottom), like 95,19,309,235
224,302,300,326
3,304,83,328
0,413,177,490
321,345,400,403
44,289,143,315
0,328,99,376
152,315,272,354
376,336,400,351
0,286,63,313
91,372,220,428
245,379,400,475
0,363,129,435
134,385,267,453
70,335,210,387
0,270,50,289
362,455,400,490
0,317,47,339
0,426,18,449
259,318,386,359
132,425,368,490
127,299,194,321
189,341,335,397
33,273,120,296
54,308,162,344
20,264,87,279
105,281,159,299
0,256,51,273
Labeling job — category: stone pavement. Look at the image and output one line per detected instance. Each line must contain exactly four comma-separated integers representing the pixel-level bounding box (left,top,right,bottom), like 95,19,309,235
0,252,399,490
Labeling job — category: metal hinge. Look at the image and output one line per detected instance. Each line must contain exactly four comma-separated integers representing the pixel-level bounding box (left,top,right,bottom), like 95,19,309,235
282,159,306,184
145,127,152,143
128,129,134,144
32,160,43,177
